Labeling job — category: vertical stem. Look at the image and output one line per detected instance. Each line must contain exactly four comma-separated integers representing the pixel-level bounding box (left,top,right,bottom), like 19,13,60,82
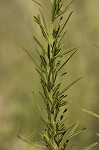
46,7,59,149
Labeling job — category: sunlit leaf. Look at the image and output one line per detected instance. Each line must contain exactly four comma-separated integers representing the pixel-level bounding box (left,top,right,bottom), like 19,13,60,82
83,142,98,150
82,109,99,119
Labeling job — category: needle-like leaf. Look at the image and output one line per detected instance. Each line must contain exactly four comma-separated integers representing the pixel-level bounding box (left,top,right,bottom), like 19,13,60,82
59,77,82,95
32,0,51,15
56,50,77,73
83,142,98,150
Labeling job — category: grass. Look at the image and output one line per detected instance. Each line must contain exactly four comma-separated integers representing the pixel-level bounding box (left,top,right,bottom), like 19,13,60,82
18,0,98,149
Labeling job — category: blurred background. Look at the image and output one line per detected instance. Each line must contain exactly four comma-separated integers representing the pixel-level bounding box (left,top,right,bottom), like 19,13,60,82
0,0,99,149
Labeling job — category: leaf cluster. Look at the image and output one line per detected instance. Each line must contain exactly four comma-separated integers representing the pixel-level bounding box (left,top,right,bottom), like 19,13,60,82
20,0,98,150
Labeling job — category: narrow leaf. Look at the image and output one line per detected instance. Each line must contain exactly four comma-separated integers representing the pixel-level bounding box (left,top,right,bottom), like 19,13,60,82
69,121,79,136
56,47,79,59
43,133,55,150
40,117,53,132
83,142,98,150
52,0,57,21
39,91,47,104
33,36,47,55
55,0,75,18
40,55,47,70
32,90,46,118
67,142,76,150
17,135,46,148
22,46,40,69
65,121,80,132
58,29,67,45
56,50,77,73
34,16,48,41
39,9,47,31
65,127,86,141
59,11,73,35
59,77,82,95
60,47,79,57
32,0,51,15
82,109,99,118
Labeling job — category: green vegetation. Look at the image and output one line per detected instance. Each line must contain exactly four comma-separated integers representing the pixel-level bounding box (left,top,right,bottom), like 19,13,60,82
83,109,99,137
0,0,99,150
17,0,98,149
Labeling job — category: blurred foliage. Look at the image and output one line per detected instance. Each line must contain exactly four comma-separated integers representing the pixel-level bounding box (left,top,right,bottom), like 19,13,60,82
0,0,99,150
